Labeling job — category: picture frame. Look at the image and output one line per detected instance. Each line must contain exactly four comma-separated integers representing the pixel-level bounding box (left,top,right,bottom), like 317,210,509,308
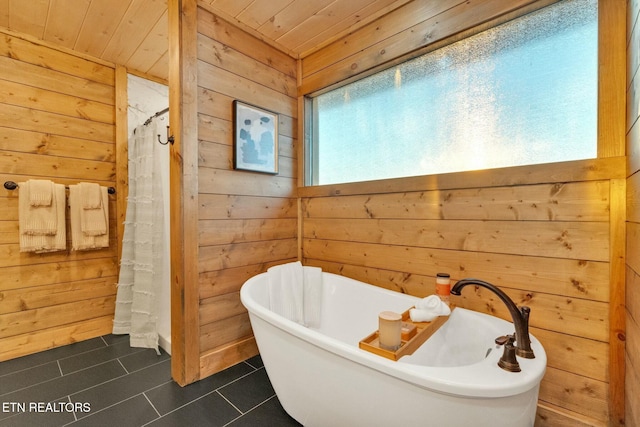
233,100,279,174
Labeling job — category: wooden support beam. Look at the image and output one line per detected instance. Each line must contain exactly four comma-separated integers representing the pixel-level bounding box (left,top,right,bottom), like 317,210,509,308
610,178,627,426
168,0,200,386
114,65,128,266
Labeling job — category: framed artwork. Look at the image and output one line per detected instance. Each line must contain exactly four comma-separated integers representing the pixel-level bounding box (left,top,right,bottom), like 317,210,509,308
233,100,279,174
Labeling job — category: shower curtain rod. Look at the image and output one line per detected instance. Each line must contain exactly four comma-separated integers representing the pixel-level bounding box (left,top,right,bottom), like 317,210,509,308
143,107,169,126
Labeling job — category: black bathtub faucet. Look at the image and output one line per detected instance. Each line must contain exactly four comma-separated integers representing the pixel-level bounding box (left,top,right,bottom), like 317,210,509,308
451,278,535,359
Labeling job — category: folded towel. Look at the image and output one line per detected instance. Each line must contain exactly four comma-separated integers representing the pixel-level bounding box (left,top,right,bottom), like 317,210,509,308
28,179,53,207
268,261,304,323
79,182,102,209
19,183,66,253
303,266,323,327
19,180,58,235
79,183,107,236
268,262,323,326
69,184,109,250
409,295,451,322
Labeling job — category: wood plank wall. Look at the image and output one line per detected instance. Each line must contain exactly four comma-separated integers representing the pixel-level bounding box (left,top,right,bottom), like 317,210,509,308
195,6,299,377
0,31,117,361
298,0,626,425
300,161,622,427
626,0,640,425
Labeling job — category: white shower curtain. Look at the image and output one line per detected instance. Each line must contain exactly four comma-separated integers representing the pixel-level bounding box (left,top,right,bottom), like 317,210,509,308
113,119,165,354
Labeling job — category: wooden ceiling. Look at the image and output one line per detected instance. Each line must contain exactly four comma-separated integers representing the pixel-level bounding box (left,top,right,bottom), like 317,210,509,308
0,0,412,80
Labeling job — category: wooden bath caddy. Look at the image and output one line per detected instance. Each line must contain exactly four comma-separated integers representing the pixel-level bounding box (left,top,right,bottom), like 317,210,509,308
359,305,455,361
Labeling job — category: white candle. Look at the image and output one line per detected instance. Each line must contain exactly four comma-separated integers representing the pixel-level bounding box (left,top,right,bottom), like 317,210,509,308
378,311,402,351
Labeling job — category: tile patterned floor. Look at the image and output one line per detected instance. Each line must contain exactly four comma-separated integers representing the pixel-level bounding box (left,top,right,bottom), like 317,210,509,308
0,335,301,427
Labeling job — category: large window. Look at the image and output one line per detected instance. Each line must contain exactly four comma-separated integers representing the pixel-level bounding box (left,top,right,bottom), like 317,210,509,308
307,0,598,186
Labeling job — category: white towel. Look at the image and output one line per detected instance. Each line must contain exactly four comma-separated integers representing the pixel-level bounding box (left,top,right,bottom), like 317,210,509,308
409,295,451,322
267,262,324,326
303,266,323,327
78,182,107,236
19,182,66,253
268,261,304,323
28,179,53,207
69,184,109,250
79,182,102,209
20,180,58,235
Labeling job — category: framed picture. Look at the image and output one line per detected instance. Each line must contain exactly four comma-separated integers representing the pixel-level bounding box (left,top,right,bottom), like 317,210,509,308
233,100,279,174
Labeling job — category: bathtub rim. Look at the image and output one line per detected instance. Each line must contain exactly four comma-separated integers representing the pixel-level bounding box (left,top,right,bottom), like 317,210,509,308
241,271,547,399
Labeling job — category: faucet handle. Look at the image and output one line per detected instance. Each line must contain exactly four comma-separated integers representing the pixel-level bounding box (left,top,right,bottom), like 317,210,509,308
495,334,516,346
495,334,521,373
498,340,521,373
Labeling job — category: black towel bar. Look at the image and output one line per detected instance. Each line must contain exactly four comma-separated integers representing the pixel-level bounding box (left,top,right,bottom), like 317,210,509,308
3,181,116,194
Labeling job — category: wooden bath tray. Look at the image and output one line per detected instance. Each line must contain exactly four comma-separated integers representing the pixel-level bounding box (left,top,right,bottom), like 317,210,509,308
359,305,455,361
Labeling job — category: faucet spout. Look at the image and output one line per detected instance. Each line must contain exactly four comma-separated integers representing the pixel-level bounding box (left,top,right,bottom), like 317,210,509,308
451,278,535,359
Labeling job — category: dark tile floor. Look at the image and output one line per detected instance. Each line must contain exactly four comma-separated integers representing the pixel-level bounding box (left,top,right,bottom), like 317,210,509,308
0,335,301,427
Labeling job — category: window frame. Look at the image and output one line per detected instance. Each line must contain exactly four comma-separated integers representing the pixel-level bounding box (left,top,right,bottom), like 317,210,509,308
300,0,624,189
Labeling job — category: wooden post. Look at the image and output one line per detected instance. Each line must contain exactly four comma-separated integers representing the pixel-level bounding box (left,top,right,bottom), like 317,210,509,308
599,0,627,423
168,0,200,386
114,65,128,267
610,178,626,426
598,0,627,159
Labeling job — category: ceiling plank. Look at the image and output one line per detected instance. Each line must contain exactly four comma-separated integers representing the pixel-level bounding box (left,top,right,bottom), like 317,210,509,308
0,0,418,80
43,0,91,49
9,0,49,39
207,0,253,18
74,0,132,58
101,0,167,65
290,0,413,57
147,49,168,81
257,0,334,42
235,0,294,29
125,8,168,75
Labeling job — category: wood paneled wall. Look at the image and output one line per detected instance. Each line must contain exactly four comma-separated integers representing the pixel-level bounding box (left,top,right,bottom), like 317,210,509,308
298,0,626,426
300,161,622,426
626,0,640,426
0,31,117,361
195,6,299,378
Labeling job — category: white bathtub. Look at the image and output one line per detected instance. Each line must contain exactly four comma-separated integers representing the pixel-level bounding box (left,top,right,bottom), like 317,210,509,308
240,271,546,427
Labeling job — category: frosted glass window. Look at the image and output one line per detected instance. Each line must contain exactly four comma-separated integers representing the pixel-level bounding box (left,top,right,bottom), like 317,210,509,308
309,0,597,185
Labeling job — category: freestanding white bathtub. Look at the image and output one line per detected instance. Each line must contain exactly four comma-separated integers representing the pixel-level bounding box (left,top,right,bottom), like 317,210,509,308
240,271,546,427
